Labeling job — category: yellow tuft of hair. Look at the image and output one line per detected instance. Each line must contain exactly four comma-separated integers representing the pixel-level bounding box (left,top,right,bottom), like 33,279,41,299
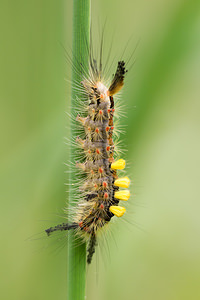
114,176,130,188
114,190,130,201
111,159,126,170
109,206,126,217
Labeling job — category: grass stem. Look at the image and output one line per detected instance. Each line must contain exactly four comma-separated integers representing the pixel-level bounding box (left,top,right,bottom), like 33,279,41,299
67,1,90,299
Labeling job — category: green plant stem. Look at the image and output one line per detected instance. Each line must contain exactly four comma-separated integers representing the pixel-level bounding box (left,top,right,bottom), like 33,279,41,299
67,1,90,299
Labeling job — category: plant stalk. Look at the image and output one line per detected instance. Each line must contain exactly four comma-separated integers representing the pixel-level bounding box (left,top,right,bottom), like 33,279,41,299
67,0,90,299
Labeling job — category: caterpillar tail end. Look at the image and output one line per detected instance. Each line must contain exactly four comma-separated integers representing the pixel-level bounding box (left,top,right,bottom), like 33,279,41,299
108,61,127,95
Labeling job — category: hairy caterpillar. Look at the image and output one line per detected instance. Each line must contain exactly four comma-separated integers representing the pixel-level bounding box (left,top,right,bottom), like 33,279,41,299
45,38,131,265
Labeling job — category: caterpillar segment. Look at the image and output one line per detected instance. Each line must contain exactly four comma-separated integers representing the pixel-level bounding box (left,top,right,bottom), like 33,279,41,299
45,61,130,264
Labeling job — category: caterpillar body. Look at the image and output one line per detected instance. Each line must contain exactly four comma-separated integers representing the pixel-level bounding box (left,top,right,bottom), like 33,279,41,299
45,49,131,264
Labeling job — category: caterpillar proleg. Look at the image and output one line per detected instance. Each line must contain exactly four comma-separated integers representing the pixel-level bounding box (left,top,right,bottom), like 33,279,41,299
45,32,131,265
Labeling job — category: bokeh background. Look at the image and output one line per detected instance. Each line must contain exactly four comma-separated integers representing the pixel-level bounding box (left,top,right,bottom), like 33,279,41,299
1,0,200,299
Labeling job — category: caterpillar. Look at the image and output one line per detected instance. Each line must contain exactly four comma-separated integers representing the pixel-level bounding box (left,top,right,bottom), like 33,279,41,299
45,41,131,265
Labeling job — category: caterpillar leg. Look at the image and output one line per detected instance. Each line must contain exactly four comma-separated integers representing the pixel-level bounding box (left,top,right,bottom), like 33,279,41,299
46,222,97,264
45,223,78,236
87,231,97,264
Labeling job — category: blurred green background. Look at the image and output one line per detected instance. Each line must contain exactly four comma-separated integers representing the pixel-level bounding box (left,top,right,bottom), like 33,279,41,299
1,0,200,299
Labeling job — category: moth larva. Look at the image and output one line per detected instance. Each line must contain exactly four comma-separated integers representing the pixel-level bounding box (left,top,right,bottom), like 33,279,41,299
45,43,130,264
